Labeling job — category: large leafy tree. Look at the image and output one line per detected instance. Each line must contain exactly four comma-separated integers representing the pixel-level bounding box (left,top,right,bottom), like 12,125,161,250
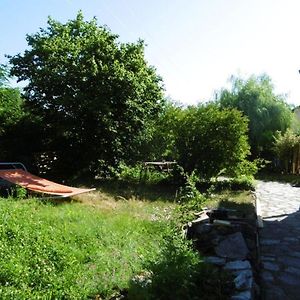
8,12,164,176
0,65,23,135
0,65,43,166
174,104,251,178
217,74,293,158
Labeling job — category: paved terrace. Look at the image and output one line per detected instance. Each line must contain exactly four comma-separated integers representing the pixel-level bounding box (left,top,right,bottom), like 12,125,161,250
256,180,300,299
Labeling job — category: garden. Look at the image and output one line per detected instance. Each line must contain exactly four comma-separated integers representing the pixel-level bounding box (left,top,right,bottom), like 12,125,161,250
0,11,298,299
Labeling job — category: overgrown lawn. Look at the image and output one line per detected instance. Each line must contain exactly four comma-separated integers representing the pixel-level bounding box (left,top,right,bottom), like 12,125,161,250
0,188,234,299
0,196,175,299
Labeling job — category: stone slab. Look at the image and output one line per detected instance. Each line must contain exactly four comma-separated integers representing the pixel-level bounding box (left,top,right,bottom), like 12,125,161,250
224,260,251,271
215,232,249,259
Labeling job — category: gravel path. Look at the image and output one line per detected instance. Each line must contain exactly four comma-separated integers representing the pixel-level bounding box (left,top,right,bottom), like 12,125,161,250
256,180,300,299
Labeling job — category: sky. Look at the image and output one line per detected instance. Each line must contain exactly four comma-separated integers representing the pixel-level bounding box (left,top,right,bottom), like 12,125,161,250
1,0,300,105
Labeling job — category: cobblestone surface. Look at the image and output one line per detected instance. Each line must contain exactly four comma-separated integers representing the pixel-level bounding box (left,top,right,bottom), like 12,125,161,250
256,180,300,299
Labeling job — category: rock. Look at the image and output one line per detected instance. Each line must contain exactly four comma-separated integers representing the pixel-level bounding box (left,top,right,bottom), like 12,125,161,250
286,266,300,276
193,223,213,235
215,232,249,259
214,223,242,235
278,272,300,286
233,269,253,290
213,219,231,226
231,290,252,300
207,209,228,221
261,271,274,282
260,239,280,246
224,260,251,271
260,255,276,262
265,286,286,300
289,251,300,258
283,237,298,242
278,256,300,268
245,238,256,250
204,256,226,266
262,261,280,272
191,212,210,224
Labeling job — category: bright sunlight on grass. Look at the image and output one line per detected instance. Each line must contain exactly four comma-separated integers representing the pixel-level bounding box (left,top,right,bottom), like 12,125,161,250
0,195,175,299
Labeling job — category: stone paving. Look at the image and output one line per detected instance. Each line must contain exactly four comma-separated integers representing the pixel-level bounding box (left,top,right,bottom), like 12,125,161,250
256,180,300,300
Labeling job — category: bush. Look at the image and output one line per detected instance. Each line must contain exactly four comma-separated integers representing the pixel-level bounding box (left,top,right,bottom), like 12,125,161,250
129,232,233,300
117,163,169,184
175,104,252,178
174,172,207,225
177,172,204,204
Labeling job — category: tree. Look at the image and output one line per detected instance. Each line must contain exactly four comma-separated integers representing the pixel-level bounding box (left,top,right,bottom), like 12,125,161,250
217,74,293,159
0,65,44,167
0,65,23,135
273,129,300,173
8,12,164,176
174,104,251,178
132,100,183,162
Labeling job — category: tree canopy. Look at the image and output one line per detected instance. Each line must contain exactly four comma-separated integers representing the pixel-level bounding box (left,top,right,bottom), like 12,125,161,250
217,75,293,159
0,65,23,135
8,12,164,176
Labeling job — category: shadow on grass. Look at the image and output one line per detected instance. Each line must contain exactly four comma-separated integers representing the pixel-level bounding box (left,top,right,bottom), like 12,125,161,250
127,235,234,300
38,197,77,206
216,199,256,221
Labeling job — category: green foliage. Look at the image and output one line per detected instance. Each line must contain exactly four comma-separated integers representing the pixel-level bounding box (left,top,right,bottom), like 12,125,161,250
205,176,255,194
10,186,27,200
0,65,37,163
173,171,207,225
0,197,233,300
0,198,172,299
273,129,300,172
9,12,164,176
129,232,233,300
177,171,204,204
175,104,251,178
0,65,24,135
134,101,184,161
117,163,168,184
217,74,293,158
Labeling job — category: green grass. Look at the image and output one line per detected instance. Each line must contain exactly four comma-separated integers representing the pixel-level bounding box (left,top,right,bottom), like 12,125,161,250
0,185,234,299
205,190,256,220
0,196,176,299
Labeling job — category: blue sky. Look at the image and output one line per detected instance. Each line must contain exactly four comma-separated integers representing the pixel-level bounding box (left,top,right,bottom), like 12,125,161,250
1,0,300,105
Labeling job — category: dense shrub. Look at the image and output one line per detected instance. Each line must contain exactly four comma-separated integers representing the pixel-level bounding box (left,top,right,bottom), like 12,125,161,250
175,104,252,178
